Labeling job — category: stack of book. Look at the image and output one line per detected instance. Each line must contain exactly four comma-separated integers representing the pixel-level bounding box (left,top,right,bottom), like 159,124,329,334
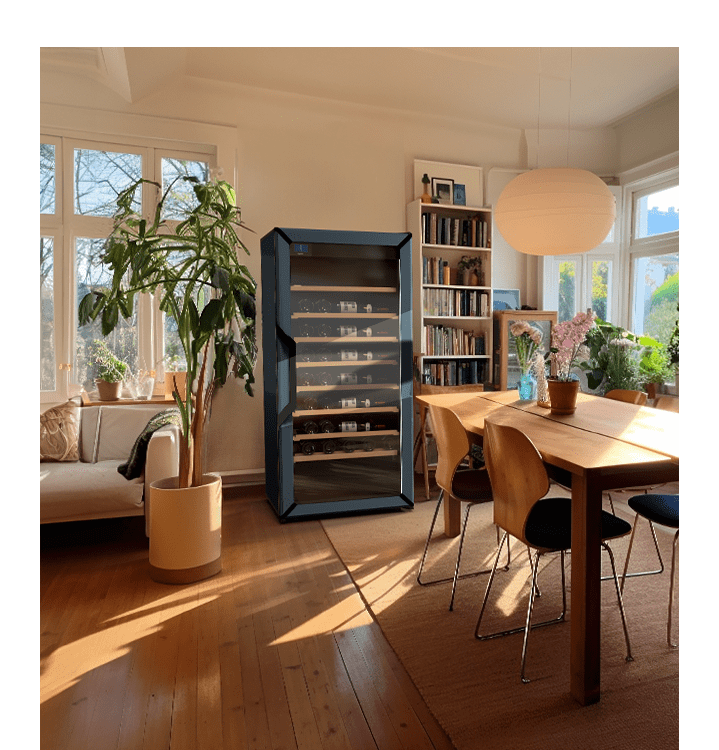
423,288,490,317
422,359,487,386
421,213,490,247
422,325,486,356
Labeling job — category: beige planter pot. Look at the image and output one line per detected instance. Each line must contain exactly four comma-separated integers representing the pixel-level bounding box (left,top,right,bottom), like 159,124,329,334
149,473,222,584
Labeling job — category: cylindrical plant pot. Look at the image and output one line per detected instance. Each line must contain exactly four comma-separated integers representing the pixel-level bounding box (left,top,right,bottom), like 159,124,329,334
547,378,580,415
96,379,122,401
149,473,222,584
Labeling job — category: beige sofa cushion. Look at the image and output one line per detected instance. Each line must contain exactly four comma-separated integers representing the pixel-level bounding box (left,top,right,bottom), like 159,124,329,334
96,406,175,462
40,399,80,462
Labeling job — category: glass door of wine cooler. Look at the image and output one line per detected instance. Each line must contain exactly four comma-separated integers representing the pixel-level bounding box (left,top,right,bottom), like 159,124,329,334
261,228,413,521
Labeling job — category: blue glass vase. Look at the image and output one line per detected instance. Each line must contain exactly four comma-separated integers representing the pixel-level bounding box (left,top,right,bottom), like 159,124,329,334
518,372,537,400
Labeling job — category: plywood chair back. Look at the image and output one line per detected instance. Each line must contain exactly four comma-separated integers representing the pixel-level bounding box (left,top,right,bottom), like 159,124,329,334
605,389,647,405
427,403,472,496
483,420,550,547
655,395,679,412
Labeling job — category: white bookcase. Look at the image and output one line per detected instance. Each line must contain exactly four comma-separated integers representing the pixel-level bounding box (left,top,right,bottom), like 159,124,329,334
407,160,493,386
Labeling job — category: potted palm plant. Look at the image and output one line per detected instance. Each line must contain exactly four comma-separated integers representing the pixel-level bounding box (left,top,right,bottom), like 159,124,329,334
79,176,257,582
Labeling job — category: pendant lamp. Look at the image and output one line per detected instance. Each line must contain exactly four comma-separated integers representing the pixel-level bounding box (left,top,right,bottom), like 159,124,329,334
494,167,615,256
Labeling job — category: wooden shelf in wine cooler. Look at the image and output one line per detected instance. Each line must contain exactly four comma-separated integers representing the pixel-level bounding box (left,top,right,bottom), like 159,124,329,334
296,360,398,367
291,285,397,293
293,429,399,441
299,337,397,343
294,449,398,463
296,384,398,392
293,406,399,417
292,313,398,319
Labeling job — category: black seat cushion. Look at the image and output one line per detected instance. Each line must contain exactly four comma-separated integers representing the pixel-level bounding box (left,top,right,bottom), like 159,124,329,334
525,496,632,551
452,468,493,502
628,493,679,529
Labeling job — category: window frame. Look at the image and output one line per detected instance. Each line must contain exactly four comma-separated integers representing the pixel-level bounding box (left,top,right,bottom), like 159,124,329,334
40,133,215,403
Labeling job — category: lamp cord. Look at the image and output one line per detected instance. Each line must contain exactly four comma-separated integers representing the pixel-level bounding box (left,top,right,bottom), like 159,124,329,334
567,48,573,166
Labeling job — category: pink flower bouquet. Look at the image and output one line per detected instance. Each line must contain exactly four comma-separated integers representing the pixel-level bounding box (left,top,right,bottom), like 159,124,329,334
550,311,595,381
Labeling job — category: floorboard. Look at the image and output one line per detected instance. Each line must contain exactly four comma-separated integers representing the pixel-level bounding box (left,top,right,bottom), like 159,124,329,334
40,481,454,750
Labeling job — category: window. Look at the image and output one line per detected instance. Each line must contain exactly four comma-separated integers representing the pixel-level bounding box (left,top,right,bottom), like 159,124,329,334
543,186,620,324
40,135,213,403
628,176,679,345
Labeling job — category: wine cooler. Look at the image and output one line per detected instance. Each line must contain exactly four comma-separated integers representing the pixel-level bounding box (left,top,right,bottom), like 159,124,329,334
261,227,413,521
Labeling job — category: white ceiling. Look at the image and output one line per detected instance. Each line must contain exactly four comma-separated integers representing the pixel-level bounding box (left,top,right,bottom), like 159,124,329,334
41,47,679,131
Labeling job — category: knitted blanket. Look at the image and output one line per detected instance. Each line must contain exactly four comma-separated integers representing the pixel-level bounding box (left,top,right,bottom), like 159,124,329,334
118,408,182,480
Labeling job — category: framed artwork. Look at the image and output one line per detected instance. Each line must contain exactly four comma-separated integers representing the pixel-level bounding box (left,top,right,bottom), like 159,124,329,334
453,183,466,206
492,288,521,311
432,177,454,205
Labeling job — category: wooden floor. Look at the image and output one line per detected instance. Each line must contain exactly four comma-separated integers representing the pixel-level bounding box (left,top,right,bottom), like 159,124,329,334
40,483,454,750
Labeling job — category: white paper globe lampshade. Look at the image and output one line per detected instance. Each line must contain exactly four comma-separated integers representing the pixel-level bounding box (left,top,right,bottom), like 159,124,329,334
494,168,616,256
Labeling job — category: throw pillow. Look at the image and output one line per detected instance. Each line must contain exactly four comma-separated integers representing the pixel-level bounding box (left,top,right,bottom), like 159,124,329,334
40,398,81,462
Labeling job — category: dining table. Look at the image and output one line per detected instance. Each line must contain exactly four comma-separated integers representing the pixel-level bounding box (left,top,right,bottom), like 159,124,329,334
414,389,679,706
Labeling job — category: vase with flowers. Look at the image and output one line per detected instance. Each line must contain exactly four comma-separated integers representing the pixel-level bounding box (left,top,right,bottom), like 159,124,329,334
548,310,596,414
457,255,483,286
510,320,544,400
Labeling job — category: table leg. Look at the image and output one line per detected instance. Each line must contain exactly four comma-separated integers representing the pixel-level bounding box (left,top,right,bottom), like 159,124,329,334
443,493,461,538
570,472,603,705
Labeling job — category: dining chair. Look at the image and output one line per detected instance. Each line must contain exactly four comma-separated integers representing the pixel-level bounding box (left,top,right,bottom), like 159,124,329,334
417,402,506,611
475,420,634,683
620,493,679,648
413,382,485,500
605,388,648,405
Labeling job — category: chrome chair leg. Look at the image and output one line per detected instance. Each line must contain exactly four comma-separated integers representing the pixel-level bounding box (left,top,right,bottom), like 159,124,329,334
619,514,665,590
475,542,566,647
668,530,679,648
419,491,507,606
603,542,634,662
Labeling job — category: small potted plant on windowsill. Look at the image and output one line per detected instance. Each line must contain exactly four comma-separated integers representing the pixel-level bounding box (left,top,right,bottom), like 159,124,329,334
89,339,129,401
639,339,672,400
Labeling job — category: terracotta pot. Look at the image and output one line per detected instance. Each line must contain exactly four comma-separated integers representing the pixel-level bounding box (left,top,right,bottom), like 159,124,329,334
149,473,222,584
96,378,122,401
547,378,580,415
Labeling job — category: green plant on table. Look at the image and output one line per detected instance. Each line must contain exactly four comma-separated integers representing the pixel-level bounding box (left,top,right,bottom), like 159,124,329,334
79,176,257,489
89,339,129,383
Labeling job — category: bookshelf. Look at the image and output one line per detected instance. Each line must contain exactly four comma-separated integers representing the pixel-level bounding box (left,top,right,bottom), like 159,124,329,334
407,162,493,387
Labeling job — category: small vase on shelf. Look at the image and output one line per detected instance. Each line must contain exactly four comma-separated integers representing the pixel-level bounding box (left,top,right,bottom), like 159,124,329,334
421,174,432,204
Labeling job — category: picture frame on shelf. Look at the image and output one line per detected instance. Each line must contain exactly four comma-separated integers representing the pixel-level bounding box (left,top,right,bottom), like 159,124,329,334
453,183,466,206
492,288,521,311
432,177,454,205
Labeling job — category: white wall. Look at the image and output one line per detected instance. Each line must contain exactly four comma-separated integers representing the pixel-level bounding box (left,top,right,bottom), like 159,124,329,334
40,68,678,475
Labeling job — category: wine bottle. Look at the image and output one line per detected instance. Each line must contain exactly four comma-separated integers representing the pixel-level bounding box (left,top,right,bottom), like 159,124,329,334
317,323,333,337
301,441,316,455
315,298,333,313
340,349,358,361
318,419,335,433
318,371,334,386
297,298,314,313
337,301,357,313
339,439,356,453
339,325,358,337
339,373,358,385
322,440,337,454
298,397,319,410
339,420,372,432
298,322,314,337
298,372,316,386
301,420,319,434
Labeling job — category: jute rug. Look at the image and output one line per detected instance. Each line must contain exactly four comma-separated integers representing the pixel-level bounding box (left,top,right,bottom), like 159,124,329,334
322,483,679,750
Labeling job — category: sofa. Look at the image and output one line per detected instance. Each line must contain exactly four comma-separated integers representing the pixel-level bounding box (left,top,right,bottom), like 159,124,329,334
40,400,180,534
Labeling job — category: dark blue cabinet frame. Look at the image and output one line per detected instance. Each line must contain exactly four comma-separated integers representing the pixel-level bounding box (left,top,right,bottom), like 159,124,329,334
261,227,413,521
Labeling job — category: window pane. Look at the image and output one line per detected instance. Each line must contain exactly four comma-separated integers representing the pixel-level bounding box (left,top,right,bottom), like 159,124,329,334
591,260,611,322
161,158,210,220
635,185,679,239
74,148,142,216
41,144,56,214
40,237,56,390
558,261,577,322
631,253,679,345
75,237,138,389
